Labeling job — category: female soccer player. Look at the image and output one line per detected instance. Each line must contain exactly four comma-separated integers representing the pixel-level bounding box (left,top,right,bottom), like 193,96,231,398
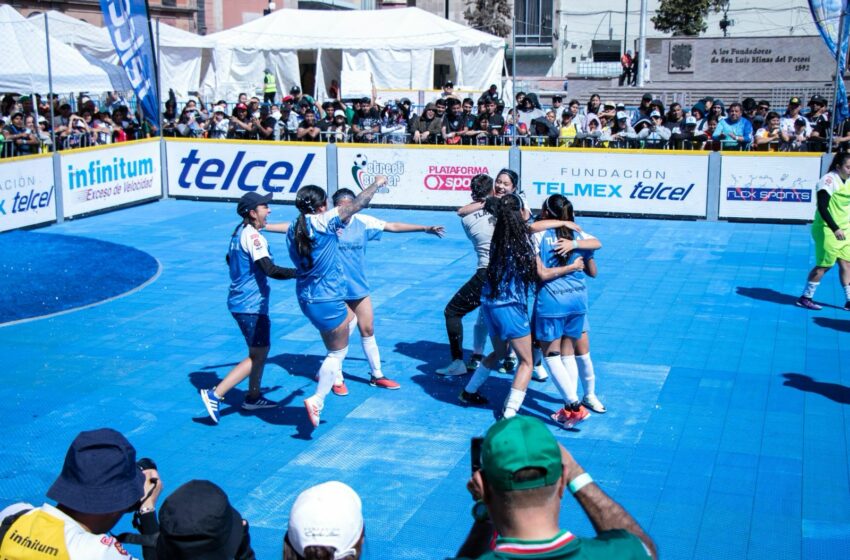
200,192,297,424
797,151,850,311
458,194,538,419
287,178,385,428
444,170,531,376
326,188,444,393
531,194,602,428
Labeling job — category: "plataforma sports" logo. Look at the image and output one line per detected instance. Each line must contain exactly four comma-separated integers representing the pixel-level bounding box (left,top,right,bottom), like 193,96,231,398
424,165,489,191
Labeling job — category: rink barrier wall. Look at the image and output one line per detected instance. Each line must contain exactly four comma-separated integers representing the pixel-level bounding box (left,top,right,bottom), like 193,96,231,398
0,138,834,232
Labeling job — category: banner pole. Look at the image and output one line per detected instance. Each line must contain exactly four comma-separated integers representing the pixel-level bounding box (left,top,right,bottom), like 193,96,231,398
829,3,847,154
44,13,57,150
155,17,163,137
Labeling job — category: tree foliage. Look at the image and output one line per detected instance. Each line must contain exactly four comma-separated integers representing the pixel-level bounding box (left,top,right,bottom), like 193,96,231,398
464,0,512,38
651,0,727,36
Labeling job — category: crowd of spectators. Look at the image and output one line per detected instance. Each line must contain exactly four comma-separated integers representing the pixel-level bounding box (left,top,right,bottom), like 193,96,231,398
158,84,844,152
0,91,153,158
1,83,846,158
0,418,656,559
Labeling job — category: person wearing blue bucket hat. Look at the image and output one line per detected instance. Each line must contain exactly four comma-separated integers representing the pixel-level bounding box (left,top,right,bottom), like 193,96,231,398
0,428,162,559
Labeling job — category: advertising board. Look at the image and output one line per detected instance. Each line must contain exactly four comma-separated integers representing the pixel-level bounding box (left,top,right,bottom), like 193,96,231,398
336,145,510,208
0,154,56,232
520,148,710,217
166,139,326,202
718,153,821,220
60,139,162,218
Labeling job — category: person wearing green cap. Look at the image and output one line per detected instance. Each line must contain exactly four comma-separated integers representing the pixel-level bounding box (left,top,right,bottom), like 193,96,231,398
453,416,656,560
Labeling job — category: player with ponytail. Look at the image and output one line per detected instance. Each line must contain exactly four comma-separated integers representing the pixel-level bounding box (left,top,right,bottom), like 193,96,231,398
532,194,603,428
286,177,387,428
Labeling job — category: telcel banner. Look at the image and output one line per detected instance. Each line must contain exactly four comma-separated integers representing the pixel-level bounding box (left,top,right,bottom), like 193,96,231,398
166,139,326,201
718,154,821,220
61,140,162,218
336,145,510,208
520,149,710,217
0,154,56,232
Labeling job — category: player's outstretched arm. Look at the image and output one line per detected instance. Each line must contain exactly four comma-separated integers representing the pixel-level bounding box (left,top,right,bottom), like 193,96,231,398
337,176,387,222
264,222,291,234
384,222,445,237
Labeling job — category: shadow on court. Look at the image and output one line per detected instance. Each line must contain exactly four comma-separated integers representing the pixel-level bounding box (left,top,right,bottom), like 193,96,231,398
813,317,850,333
187,370,315,437
394,340,454,374
782,373,850,405
736,287,844,310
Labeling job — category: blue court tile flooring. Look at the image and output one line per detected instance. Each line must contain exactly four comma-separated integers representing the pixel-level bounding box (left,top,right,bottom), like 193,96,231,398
1,198,848,559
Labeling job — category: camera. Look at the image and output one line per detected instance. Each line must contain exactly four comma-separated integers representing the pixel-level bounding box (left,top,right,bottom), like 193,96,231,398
137,457,157,471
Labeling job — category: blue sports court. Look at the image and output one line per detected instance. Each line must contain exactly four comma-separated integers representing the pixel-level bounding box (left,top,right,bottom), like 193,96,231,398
1,198,848,559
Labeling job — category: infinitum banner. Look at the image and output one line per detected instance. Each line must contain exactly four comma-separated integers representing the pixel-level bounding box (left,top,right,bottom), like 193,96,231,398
60,139,162,218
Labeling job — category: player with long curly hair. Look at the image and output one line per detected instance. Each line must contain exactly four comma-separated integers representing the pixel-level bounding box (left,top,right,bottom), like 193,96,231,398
459,193,538,418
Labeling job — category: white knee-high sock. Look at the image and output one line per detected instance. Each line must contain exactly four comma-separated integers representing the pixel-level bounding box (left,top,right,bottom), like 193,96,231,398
361,335,383,378
348,316,359,337
465,364,494,393
544,356,571,403
559,354,580,404
473,311,488,356
844,284,850,301
318,346,348,402
576,353,596,397
503,388,526,417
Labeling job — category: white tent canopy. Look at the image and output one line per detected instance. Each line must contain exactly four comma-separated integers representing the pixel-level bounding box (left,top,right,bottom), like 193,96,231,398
206,8,505,98
29,10,212,99
0,5,114,93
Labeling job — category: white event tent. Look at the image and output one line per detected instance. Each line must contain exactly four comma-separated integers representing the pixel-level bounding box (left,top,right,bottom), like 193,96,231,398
0,5,113,93
29,10,213,99
205,8,505,100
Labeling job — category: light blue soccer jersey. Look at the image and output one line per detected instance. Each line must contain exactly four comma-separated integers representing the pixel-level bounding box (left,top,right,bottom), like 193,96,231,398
287,208,346,303
228,223,271,314
338,214,386,300
481,271,530,307
532,229,594,317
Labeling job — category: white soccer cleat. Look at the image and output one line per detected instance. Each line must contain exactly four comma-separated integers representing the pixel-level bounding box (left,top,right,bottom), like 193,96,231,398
436,359,468,376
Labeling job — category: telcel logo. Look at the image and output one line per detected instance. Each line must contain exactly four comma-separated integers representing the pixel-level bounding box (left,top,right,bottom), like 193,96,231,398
177,149,314,193
0,186,54,216
533,180,694,201
629,181,694,201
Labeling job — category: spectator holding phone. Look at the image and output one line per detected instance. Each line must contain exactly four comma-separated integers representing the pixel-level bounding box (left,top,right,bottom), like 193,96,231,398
452,416,656,560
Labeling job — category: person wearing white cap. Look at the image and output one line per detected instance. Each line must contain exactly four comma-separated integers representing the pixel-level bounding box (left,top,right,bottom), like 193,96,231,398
284,481,364,560
326,110,350,142
636,110,671,147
